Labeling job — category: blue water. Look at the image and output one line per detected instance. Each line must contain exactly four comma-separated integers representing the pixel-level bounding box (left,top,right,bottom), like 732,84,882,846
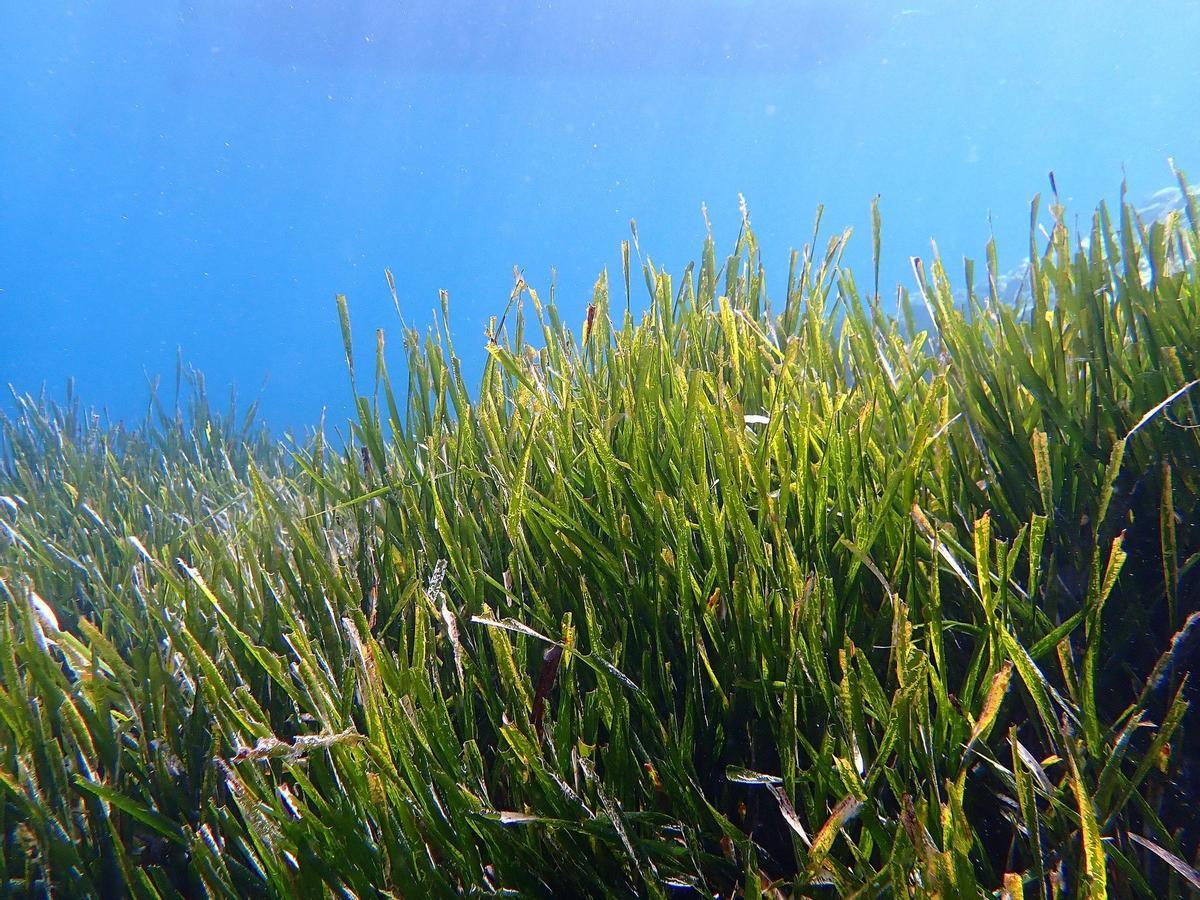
3,1,1198,431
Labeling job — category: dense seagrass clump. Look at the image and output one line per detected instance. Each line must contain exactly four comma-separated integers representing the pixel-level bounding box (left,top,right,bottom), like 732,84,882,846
2,180,1199,897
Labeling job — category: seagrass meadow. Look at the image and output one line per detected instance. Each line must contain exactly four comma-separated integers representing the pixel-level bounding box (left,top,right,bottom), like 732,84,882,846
3,180,1200,898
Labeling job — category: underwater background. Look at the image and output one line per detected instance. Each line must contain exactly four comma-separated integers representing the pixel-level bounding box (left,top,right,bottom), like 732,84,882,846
3,0,1199,431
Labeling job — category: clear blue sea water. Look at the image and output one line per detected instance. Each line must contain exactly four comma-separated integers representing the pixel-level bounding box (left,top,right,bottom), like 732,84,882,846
3,1,1198,432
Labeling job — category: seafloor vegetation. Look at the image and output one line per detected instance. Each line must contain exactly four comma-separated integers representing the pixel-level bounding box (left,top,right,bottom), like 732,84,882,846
2,180,1199,898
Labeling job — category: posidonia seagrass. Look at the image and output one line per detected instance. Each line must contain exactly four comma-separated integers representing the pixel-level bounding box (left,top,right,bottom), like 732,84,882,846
2,176,1199,897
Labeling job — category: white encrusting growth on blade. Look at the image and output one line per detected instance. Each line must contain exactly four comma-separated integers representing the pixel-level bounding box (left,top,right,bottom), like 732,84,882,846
29,590,60,635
